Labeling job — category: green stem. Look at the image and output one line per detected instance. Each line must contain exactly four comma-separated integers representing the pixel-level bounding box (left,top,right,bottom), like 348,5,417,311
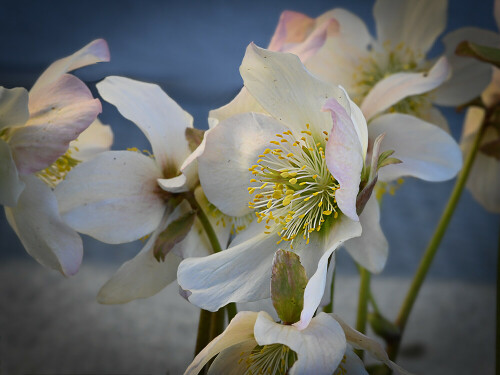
355,267,371,359
185,192,222,254
496,222,500,375
209,308,226,341
387,120,486,360
194,309,213,356
369,289,381,315
322,269,336,314
227,302,237,323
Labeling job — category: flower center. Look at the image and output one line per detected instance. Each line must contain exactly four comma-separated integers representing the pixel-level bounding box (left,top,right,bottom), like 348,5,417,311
353,42,432,117
35,148,80,188
241,343,297,375
248,125,340,248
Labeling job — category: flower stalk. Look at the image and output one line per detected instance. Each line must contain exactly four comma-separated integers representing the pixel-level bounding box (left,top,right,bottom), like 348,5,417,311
355,266,371,359
387,112,488,360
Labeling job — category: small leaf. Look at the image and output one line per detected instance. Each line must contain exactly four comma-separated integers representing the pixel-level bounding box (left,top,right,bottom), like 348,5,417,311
456,41,500,68
356,175,378,215
185,127,205,152
271,249,308,325
378,157,402,169
480,138,500,160
378,149,395,164
368,311,401,343
154,210,196,262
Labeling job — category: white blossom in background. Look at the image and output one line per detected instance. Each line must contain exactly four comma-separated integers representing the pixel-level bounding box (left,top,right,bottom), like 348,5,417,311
0,39,110,276
184,311,409,375
54,76,231,304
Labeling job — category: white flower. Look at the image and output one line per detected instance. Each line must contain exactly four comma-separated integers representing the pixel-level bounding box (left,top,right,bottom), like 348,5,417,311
0,39,110,276
55,76,225,303
177,44,444,329
185,311,409,375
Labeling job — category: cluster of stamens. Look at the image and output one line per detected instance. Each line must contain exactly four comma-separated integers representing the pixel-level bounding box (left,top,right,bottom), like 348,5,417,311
208,201,254,236
240,343,297,375
36,148,80,188
247,125,340,248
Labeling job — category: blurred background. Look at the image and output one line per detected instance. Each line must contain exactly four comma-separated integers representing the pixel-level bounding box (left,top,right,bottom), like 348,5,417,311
0,0,497,374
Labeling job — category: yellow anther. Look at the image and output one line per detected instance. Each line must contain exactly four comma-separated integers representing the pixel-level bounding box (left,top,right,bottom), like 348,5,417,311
286,153,294,157
301,130,312,136
270,141,280,145
285,189,294,195
288,172,297,177
280,172,290,178
280,139,287,143
312,192,320,196
299,182,307,186
323,210,332,215
300,165,306,170
250,179,257,182
260,182,269,189
248,187,256,194
267,200,272,209
316,142,321,146
257,159,262,163
304,197,311,202
306,123,310,129
318,201,323,207
282,194,293,206
334,212,339,218
323,131,328,136
312,175,318,179
263,148,271,154
289,178,297,185
306,238,310,244
276,134,283,138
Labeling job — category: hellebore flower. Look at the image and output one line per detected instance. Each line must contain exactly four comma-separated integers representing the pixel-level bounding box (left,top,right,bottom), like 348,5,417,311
0,39,110,276
55,76,225,303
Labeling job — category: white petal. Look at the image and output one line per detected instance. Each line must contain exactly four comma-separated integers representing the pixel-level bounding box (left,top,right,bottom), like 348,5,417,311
208,88,268,129
185,311,259,375
207,340,257,375
177,221,280,311
70,118,113,162
0,139,25,207
157,174,189,193
5,175,82,276
427,107,450,133
240,43,347,136
335,346,369,375
294,218,362,330
96,76,192,171
30,39,110,99
343,195,388,273
361,57,450,121
373,0,446,56
333,314,412,375
433,27,500,106
97,201,193,304
254,311,346,375
0,86,29,130
55,151,165,244
323,98,364,221
369,113,462,182
198,112,287,217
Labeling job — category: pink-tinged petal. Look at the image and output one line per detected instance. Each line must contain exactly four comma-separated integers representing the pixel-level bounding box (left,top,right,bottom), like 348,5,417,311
286,18,339,63
374,0,447,56
294,218,361,330
343,195,388,273
254,311,346,375
198,112,288,217
30,39,110,99
323,98,363,221
97,76,192,172
177,220,281,311
55,151,165,244
361,57,450,121
10,74,102,174
0,86,29,130
369,113,462,182
185,311,259,375
240,43,347,136
433,27,500,106
268,10,315,52
0,139,25,207
70,118,113,162
97,201,193,304
5,175,82,276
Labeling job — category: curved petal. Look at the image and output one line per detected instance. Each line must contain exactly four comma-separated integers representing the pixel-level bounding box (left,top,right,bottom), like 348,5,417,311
96,76,192,171
158,174,189,193
0,86,29,130
70,118,113,162
268,10,315,51
333,314,412,375
185,311,259,375
294,218,361,330
5,175,82,276
323,98,363,221
373,0,447,56
10,74,102,174
254,311,346,375
433,27,500,106
369,113,462,182
55,151,165,244
199,112,288,217
343,195,388,274
240,43,347,136
177,221,281,311
207,340,257,375
30,39,110,99
97,202,193,304
361,57,450,121
0,139,25,207
337,346,369,375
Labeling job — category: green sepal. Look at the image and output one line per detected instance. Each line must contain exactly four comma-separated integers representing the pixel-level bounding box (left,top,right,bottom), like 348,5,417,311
154,209,196,262
271,249,308,325
456,41,500,68
185,127,205,152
